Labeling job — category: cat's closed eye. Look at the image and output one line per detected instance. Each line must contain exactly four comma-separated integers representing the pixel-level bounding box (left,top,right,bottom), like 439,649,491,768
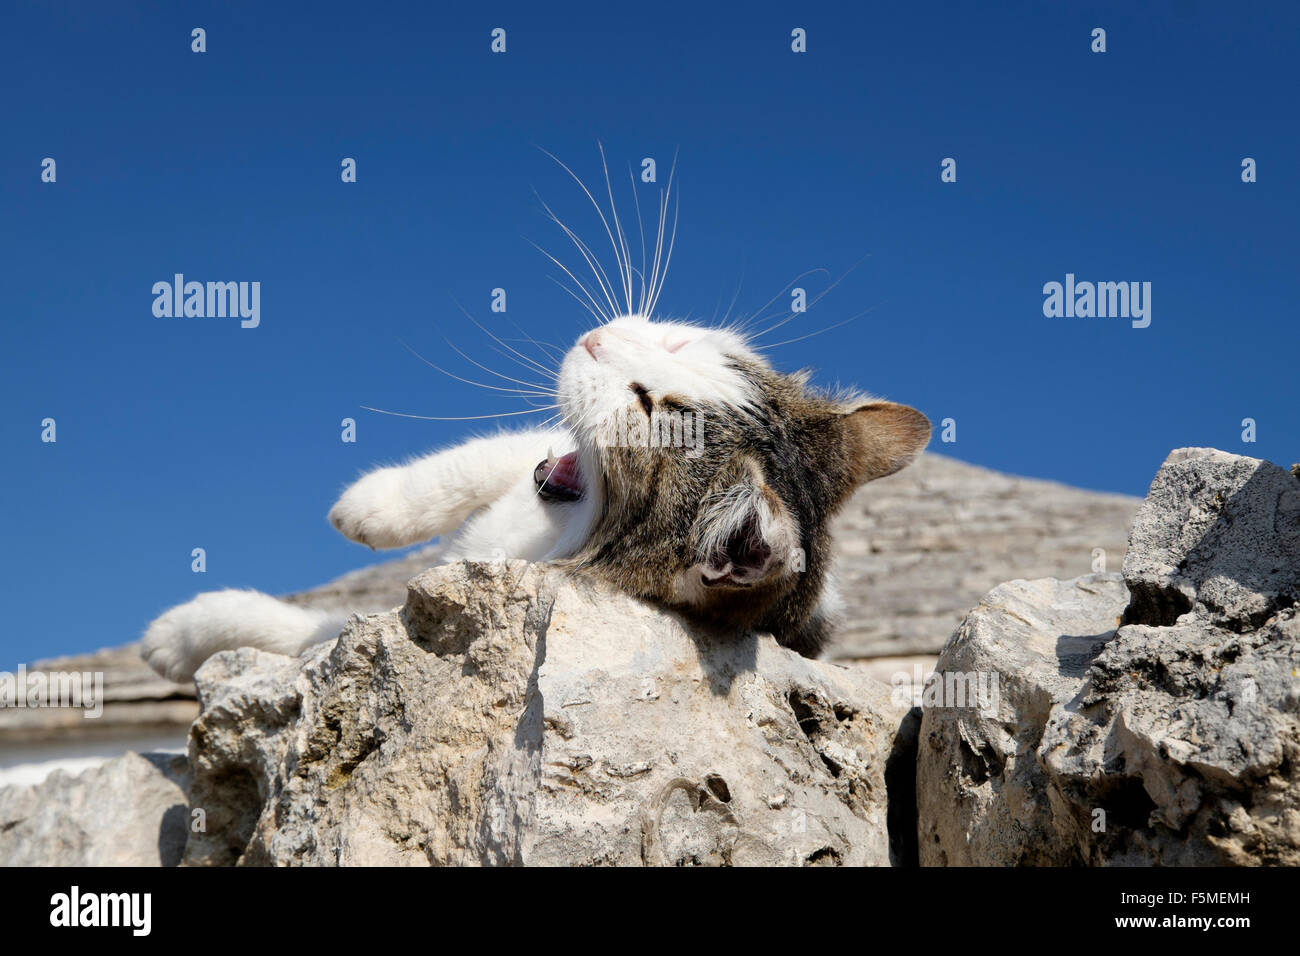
629,381,654,415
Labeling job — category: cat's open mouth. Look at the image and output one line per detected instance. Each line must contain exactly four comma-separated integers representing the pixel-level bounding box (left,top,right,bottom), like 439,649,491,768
534,451,584,502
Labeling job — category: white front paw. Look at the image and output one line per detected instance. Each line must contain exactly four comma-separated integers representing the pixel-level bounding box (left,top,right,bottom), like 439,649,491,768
328,468,412,549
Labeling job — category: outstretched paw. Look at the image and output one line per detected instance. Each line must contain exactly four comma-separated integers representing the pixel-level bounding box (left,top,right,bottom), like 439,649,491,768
328,468,412,549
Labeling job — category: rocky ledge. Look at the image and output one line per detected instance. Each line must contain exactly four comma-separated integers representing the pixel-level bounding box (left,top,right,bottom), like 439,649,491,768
0,451,1139,774
188,561,914,866
5,562,912,866
1,446,1294,866
918,448,1300,865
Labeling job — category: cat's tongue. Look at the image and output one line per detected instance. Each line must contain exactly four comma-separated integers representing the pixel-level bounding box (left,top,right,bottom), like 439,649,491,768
534,451,583,502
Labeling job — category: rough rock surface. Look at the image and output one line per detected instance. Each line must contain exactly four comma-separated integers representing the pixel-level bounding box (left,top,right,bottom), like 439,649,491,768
918,448,1300,865
184,561,908,866
0,751,191,866
1123,447,1300,630
3,446,1288,868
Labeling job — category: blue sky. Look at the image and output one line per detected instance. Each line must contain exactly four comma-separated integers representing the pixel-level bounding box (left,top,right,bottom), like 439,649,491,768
2,1,1297,665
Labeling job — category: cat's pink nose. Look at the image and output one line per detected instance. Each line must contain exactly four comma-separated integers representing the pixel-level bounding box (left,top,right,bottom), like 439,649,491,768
581,330,603,359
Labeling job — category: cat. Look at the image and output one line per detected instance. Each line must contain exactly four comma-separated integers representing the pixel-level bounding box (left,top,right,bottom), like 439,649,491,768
141,156,930,682
141,311,928,682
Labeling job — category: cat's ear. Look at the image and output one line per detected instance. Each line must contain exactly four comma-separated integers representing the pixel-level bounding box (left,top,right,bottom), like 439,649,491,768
841,401,931,486
696,472,799,589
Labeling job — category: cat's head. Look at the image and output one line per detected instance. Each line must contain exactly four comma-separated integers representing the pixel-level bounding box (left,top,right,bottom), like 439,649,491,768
552,313,930,644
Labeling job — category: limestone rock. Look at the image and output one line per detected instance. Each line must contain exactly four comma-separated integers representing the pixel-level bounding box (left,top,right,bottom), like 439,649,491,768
5,446,1283,868
1123,446,1300,629
917,448,1300,866
0,751,191,866
184,561,908,866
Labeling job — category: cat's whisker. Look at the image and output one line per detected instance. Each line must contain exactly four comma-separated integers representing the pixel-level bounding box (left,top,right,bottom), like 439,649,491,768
627,162,650,316
731,267,830,337
746,254,871,340
462,318,559,382
646,149,679,316
493,310,568,367
648,192,665,314
598,142,635,314
650,200,674,316
714,264,746,330
544,274,608,329
551,402,603,446
533,197,623,320
538,146,634,318
527,236,614,325
658,166,680,313
530,146,680,321
482,341,561,385
534,411,565,430
359,405,560,422
752,308,871,351
450,298,560,382
648,160,671,311
626,263,648,292
502,336,566,365
398,340,553,398
436,330,556,392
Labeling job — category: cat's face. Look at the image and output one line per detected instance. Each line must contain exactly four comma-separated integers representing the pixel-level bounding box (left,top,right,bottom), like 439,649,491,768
557,313,761,423
554,313,931,642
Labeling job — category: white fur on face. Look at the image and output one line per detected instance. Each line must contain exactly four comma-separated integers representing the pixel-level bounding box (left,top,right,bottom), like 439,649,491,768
556,314,764,448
